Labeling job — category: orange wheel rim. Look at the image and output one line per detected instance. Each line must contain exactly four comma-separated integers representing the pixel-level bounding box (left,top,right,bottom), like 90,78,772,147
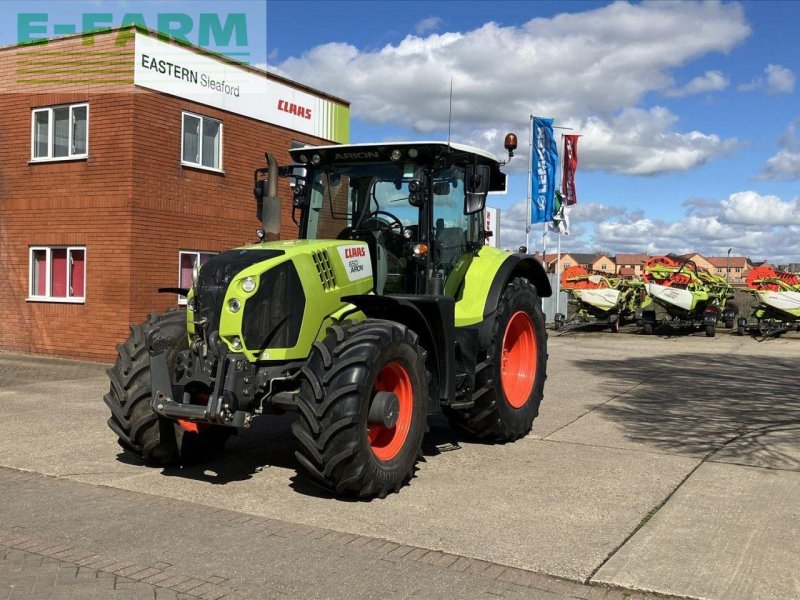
368,362,413,461
501,311,537,409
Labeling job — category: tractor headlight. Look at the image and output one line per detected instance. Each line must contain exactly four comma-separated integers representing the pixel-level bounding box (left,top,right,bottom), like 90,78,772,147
228,298,241,313
242,277,256,293
187,297,195,312
192,264,200,286
231,336,243,350
390,149,402,162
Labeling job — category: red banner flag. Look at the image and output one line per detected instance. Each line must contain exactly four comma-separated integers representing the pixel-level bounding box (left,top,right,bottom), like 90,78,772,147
562,135,579,206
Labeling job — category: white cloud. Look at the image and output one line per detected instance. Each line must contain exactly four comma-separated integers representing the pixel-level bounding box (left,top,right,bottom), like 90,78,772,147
765,64,796,94
495,191,800,261
739,64,796,94
719,191,800,225
572,107,738,175
589,191,800,260
276,1,749,175
665,70,729,97
415,16,442,35
253,62,267,72
760,119,800,180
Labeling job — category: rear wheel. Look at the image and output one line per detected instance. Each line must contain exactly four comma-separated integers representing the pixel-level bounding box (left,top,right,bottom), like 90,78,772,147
610,318,620,333
293,320,428,498
447,277,546,442
104,310,231,466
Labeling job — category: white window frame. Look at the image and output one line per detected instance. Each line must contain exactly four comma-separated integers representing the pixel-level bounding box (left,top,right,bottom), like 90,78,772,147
30,103,89,162
178,250,217,304
27,246,87,303
181,111,224,173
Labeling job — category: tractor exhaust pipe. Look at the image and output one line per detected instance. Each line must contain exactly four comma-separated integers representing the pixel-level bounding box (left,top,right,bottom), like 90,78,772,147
255,153,281,241
262,153,281,240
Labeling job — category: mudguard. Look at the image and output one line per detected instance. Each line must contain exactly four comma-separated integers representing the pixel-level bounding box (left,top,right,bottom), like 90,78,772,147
456,248,551,348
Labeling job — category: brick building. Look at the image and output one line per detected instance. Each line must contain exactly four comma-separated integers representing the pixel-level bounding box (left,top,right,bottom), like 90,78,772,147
0,27,349,361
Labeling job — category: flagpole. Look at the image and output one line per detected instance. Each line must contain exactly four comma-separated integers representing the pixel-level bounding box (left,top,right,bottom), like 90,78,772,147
525,115,533,252
555,233,561,315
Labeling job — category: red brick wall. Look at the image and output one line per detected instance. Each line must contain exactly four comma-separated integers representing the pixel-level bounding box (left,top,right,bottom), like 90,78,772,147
0,30,343,361
0,32,137,361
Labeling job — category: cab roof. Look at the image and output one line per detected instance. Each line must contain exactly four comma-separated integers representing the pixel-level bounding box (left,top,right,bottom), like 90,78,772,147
289,141,502,165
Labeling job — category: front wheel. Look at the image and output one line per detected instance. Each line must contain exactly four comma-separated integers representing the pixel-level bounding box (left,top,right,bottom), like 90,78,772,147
705,324,716,337
293,320,428,498
643,322,654,335
104,310,231,465
447,277,547,442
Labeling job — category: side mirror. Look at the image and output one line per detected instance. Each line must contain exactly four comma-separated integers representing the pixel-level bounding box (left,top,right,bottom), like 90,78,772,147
464,164,490,214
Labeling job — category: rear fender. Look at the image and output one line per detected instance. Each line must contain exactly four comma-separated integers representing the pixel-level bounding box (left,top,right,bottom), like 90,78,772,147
457,248,551,349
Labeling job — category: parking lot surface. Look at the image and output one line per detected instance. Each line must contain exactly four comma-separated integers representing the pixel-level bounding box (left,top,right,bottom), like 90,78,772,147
1,328,798,599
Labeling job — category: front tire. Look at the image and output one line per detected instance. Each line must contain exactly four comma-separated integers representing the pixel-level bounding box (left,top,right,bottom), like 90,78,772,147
705,324,716,337
292,320,428,498
104,310,231,465
447,277,546,442
643,322,654,335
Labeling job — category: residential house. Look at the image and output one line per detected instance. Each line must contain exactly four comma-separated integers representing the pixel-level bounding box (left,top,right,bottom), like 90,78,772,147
615,253,648,276
591,254,616,273
706,256,753,283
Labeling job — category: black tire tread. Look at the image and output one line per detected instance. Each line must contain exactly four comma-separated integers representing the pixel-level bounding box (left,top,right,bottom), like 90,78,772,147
104,309,185,465
292,319,427,498
446,277,547,442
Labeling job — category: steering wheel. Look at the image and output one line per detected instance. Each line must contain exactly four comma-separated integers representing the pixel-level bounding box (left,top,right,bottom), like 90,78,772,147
357,210,405,237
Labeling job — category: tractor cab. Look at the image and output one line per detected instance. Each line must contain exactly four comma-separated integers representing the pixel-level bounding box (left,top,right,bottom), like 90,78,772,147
275,141,511,297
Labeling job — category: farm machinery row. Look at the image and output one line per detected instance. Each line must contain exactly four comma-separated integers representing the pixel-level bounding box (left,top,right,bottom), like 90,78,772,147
557,256,800,338
556,256,738,336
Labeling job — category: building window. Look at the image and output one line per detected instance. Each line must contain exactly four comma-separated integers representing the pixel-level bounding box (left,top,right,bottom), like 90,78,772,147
28,246,86,302
178,251,216,304
31,104,88,161
182,112,222,171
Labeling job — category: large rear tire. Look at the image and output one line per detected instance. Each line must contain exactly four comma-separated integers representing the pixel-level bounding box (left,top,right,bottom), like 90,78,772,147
447,277,546,442
104,310,231,465
293,320,428,498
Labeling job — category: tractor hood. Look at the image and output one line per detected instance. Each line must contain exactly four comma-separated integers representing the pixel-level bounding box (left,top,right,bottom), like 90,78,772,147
189,240,374,361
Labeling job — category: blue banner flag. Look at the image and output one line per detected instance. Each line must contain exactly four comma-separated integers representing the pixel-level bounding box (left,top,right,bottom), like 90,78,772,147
530,117,558,224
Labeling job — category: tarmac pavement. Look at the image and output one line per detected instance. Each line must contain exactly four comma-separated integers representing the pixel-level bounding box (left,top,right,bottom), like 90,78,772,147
0,327,798,599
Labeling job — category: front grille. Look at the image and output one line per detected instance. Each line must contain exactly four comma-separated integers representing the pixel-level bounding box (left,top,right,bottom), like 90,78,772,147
312,250,337,290
195,249,284,334
242,261,305,350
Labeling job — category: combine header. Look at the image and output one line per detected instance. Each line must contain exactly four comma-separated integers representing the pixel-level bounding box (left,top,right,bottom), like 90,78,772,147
554,265,650,332
738,266,800,337
640,256,737,337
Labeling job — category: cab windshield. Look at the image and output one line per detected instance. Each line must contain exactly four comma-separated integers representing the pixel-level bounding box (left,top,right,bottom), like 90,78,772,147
305,162,422,241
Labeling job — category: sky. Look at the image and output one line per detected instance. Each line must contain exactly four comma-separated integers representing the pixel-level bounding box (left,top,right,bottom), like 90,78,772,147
266,0,800,262
3,1,797,262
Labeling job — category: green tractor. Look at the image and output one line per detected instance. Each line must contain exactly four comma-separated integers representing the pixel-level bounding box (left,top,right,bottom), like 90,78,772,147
104,135,551,498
